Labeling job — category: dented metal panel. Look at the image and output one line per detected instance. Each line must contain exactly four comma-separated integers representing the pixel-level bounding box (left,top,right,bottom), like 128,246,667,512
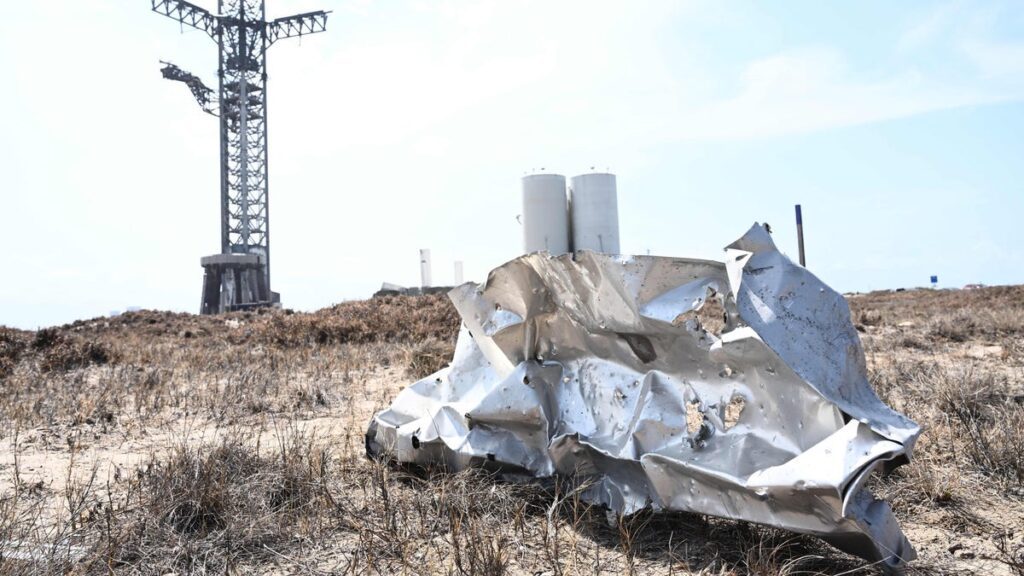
366,224,921,572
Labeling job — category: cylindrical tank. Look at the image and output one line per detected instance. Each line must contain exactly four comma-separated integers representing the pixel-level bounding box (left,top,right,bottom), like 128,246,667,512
522,174,570,255
570,173,619,253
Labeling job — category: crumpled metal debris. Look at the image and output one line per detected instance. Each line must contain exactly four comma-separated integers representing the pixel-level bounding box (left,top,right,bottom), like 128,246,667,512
366,224,921,572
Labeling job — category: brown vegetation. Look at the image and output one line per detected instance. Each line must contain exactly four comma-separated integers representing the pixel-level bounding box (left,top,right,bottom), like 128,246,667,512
0,287,1022,575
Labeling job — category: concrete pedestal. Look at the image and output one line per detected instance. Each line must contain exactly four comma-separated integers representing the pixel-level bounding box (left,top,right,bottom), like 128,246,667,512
200,253,279,314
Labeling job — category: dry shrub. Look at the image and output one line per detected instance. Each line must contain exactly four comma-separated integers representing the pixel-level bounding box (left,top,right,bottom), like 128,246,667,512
735,526,859,576
898,334,931,350
30,328,115,372
928,307,1024,343
0,327,29,380
935,370,1024,487
872,358,1024,503
105,429,332,573
929,309,982,343
857,309,883,326
406,338,454,379
255,293,460,348
7,293,459,357
849,285,1024,340
449,512,510,576
0,294,460,431
1,327,114,377
39,340,114,373
337,462,549,575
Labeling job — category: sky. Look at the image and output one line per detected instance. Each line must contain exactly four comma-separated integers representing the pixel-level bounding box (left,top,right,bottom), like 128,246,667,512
1,1,1022,329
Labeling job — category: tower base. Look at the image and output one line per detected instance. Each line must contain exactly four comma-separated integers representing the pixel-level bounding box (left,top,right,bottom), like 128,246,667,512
200,253,280,315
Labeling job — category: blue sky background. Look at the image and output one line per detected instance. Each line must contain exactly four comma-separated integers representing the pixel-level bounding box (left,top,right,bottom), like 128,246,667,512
1,1,1022,329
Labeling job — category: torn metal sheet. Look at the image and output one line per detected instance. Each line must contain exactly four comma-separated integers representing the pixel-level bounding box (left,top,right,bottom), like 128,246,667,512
366,224,921,572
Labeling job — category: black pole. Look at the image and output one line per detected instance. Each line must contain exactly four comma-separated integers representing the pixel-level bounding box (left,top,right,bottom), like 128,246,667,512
795,204,806,267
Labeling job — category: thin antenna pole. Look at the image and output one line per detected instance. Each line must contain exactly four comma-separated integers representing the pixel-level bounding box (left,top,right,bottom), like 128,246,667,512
795,204,806,267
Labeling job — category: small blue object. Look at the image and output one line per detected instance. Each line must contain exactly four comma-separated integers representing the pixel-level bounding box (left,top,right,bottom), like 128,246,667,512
930,275,938,284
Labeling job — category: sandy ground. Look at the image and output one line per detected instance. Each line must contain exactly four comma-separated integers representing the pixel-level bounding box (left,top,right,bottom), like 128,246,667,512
0,364,406,495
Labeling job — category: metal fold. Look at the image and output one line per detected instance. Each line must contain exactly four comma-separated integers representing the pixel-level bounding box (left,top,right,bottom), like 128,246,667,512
367,224,920,572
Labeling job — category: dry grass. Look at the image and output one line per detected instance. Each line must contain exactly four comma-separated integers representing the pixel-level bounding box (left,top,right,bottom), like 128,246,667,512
0,294,458,436
851,286,1024,575
98,426,335,573
0,286,1022,575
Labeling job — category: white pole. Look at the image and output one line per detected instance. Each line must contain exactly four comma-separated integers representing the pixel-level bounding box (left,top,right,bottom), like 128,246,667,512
454,261,464,284
420,249,432,288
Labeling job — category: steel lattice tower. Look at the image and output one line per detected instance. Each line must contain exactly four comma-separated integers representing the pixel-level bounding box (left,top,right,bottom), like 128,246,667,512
151,0,329,314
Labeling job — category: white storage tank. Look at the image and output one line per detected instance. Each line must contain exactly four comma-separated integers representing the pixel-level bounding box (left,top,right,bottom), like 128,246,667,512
570,172,619,253
522,173,570,255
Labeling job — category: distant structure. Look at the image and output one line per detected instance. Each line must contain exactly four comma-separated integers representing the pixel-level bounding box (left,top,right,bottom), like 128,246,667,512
522,174,570,255
420,249,433,288
375,252,463,298
570,173,620,254
795,204,806,267
520,171,620,255
453,261,464,285
150,0,330,314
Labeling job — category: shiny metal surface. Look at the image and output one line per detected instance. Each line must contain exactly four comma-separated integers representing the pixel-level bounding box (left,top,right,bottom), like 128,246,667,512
367,223,920,573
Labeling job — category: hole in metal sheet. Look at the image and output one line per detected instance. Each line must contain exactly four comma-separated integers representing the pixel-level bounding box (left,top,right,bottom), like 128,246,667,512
672,287,725,337
697,297,725,336
724,395,746,430
686,400,703,435
685,403,715,449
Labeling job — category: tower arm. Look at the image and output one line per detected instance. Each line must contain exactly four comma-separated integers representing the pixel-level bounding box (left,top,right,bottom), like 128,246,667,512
151,0,218,39
267,11,330,45
160,62,219,116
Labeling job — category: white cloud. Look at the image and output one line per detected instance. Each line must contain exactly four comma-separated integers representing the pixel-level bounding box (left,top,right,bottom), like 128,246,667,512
667,48,1016,141
961,38,1024,80
898,1,963,52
